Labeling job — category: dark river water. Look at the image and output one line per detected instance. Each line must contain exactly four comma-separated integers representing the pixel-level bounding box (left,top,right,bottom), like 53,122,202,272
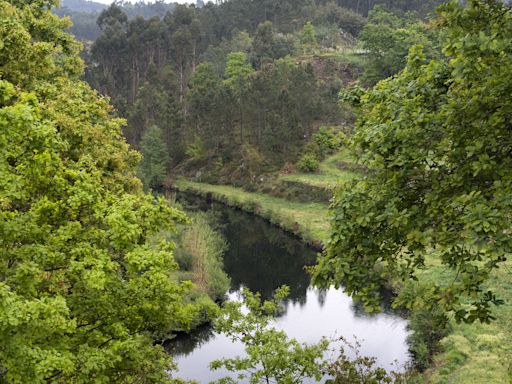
167,195,410,383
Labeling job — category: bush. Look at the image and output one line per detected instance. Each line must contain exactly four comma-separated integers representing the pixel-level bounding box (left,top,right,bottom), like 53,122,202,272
297,154,320,173
313,126,346,159
187,294,221,330
394,282,452,371
407,307,451,371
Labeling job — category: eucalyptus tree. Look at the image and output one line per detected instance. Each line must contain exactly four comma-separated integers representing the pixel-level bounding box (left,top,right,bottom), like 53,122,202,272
224,51,255,144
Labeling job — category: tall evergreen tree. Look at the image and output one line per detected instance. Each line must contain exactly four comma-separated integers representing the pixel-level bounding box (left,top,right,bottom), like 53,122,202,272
139,125,170,191
224,51,255,144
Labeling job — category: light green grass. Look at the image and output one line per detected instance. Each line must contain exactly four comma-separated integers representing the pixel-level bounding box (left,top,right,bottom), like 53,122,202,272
175,179,330,245
280,171,357,189
423,262,512,384
279,149,360,189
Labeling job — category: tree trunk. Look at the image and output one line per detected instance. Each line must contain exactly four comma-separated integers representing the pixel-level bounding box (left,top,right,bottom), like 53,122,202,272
192,43,197,72
179,61,184,104
239,104,243,144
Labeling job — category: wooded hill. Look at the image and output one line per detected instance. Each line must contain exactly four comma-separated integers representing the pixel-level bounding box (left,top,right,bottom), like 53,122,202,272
77,0,443,189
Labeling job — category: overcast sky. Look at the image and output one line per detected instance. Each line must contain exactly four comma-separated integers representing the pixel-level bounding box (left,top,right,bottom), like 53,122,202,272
93,0,195,4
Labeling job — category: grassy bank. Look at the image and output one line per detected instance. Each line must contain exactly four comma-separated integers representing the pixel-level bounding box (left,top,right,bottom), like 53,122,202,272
174,179,329,249
423,262,512,384
174,176,512,384
278,149,360,190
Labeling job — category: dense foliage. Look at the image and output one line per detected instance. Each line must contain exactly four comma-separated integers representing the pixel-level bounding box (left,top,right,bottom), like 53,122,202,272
53,0,177,41
82,0,444,186
0,0,208,381
138,125,170,191
85,3,351,182
358,6,438,84
314,0,512,324
58,0,445,42
5,0,506,381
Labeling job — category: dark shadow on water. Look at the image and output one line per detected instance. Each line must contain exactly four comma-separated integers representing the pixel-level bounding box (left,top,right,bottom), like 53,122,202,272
177,192,316,302
164,325,216,358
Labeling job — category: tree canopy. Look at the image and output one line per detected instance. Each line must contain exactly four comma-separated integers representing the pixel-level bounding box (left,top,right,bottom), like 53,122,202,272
358,5,437,84
314,0,512,324
0,0,198,381
84,0,444,187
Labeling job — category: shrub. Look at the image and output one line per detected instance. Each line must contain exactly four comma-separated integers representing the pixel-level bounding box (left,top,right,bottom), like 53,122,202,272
297,154,320,173
394,282,452,371
313,126,346,159
407,307,451,371
173,212,231,301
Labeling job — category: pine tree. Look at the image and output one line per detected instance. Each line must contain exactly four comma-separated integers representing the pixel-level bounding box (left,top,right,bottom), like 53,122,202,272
139,125,170,191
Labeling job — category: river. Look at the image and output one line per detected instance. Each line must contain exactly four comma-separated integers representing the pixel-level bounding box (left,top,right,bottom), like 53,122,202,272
167,195,410,383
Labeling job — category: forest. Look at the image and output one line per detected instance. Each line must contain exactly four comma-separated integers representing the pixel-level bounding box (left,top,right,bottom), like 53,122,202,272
82,0,442,189
0,0,511,383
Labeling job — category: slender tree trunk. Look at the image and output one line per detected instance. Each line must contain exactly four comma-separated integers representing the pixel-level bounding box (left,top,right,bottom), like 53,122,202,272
192,43,197,72
239,103,243,144
257,109,262,146
130,57,140,105
130,69,136,105
179,60,184,104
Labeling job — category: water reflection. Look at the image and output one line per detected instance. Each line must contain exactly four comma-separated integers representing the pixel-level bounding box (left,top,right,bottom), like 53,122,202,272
168,325,215,358
222,210,314,303
170,193,410,383
179,194,316,303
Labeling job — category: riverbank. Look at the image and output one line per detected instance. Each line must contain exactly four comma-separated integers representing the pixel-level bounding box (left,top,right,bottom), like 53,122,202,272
174,179,330,250
172,178,512,384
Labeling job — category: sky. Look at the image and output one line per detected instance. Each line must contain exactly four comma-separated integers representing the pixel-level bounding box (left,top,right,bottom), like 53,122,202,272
93,0,195,3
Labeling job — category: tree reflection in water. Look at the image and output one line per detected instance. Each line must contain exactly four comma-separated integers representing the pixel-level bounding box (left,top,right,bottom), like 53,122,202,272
170,193,410,383
177,193,316,304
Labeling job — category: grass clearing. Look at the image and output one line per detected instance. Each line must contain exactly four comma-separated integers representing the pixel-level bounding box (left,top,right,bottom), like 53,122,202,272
424,262,512,384
279,148,360,190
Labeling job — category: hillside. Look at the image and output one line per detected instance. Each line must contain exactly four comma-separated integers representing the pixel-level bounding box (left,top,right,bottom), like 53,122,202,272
53,0,177,40
60,0,106,12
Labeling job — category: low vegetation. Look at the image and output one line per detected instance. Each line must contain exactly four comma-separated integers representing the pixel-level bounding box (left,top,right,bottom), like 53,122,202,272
280,148,361,190
171,212,231,302
174,179,330,248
